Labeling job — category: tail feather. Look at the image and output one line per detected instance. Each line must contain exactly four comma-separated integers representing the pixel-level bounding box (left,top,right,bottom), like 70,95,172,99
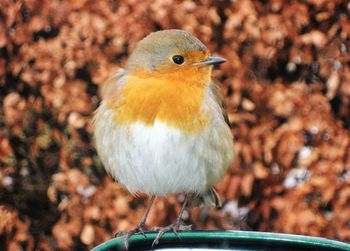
188,187,222,208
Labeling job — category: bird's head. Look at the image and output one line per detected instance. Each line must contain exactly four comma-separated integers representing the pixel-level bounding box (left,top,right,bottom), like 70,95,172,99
125,30,225,81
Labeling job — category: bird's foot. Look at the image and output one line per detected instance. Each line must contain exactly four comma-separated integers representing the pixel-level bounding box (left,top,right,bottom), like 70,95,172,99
116,224,149,250
152,222,192,247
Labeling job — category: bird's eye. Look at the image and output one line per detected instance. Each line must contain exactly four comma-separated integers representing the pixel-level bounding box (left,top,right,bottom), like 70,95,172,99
172,55,184,65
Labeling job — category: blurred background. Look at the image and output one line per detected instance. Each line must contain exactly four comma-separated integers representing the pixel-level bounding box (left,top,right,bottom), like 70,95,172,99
0,0,349,250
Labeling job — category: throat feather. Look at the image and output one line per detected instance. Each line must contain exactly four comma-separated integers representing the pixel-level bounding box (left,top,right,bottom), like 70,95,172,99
109,74,209,133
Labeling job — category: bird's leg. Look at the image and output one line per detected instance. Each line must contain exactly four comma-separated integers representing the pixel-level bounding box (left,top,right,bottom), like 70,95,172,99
117,195,156,249
152,195,192,247
136,195,156,235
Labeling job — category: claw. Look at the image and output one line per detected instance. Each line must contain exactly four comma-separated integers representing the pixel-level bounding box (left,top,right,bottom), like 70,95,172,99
151,223,192,248
178,224,192,231
123,232,132,250
173,228,180,239
152,230,164,247
139,228,147,238
116,224,149,250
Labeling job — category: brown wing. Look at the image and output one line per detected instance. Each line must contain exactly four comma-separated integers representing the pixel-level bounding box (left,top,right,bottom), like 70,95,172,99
209,82,231,128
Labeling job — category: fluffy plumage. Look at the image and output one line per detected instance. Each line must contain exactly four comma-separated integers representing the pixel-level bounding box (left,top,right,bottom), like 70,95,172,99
94,30,234,207
94,77,233,196
94,29,235,248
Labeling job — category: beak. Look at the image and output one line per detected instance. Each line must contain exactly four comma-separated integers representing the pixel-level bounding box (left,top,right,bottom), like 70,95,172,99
193,56,226,66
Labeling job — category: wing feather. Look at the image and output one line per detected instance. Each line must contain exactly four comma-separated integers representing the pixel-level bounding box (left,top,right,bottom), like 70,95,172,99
99,68,126,100
209,82,231,128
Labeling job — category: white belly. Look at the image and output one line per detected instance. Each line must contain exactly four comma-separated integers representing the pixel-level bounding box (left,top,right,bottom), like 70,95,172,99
94,105,234,196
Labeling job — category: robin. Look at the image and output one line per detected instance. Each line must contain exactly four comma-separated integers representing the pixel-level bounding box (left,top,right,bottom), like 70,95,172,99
94,29,234,249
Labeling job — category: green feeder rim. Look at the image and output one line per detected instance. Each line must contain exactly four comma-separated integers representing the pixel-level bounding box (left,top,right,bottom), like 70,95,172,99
91,230,350,251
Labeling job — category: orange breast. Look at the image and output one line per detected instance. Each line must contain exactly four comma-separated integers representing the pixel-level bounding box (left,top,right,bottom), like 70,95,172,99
108,67,211,133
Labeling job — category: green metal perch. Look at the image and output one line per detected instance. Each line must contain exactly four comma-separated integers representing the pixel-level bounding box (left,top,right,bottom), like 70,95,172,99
91,230,350,251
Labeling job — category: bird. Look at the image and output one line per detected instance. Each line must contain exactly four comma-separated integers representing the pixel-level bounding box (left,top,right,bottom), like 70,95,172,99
93,29,234,249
